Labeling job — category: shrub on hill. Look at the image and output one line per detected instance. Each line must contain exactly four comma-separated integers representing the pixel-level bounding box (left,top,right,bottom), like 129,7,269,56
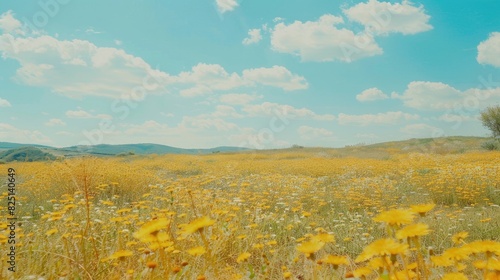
481,140,499,150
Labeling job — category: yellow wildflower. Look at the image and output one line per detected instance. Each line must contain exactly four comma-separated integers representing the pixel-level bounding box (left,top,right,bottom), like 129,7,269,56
236,252,251,263
396,223,430,240
356,238,408,263
321,255,348,269
187,246,206,256
373,209,415,227
452,232,469,245
103,250,133,262
410,203,435,216
442,247,471,261
46,228,58,236
179,216,215,235
313,233,335,243
297,239,325,257
465,240,500,255
133,218,169,242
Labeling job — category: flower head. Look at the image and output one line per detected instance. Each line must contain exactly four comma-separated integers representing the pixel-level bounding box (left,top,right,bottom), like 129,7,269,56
396,223,430,240
133,218,169,242
187,246,206,256
356,238,408,263
103,250,133,262
236,252,251,263
464,240,500,256
297,239,325,258
452,232,469,245
46,228,58,236
179,216,215,235
410,203,435,216
321,255,348,269
442,247,471,261
373,209,415,227
312,233,335,243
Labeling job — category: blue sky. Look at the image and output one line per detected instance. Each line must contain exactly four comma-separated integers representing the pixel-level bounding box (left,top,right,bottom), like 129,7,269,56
0,0,499,149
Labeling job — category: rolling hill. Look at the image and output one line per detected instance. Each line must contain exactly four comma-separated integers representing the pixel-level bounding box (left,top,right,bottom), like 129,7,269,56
0,142,250,162
0,147,56,162
0,136,493,163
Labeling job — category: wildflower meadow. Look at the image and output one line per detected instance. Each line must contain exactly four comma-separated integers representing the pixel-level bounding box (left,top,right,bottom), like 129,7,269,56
1,149,499,279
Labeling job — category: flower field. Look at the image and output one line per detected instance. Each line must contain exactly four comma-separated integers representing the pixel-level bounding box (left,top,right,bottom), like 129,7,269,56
1,149,499,279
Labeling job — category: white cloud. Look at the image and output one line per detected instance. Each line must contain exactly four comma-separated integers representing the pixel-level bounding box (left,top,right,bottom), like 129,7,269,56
0,32,171,98
219,93,260,105
0,10,22,34
338,111,419,125
182,116,239,131
0,97,11,107
66,110,93,118
0,123,52,144
343,0,432,36
1,13,308,99
114,40,122,46
243,29,262,45
45,118,66,126
176,63,244,90
161,112,175,118
66,110,112,119
176,63,308,95
243,102,335,121
393,81,500,110
298,126,334,140
85,28,102,34
477,32,500,67
216,0,238,13
211,105,243,118
437,113,476,123
180,85,213,97
175,64,246,97
356,87,388,101
242,66,308,90
270,14,382,62
115,119,241,148
400,123,441,137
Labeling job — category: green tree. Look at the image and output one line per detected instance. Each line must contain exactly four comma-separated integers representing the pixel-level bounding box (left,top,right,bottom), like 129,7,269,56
480,105,500,139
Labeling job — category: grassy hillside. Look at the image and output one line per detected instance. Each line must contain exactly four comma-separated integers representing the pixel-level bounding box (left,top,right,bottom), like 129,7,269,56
256,136,490,160
0,143,251,161
0,146,56,162
0,142,52,151
0,136,490,162
61,143,250,155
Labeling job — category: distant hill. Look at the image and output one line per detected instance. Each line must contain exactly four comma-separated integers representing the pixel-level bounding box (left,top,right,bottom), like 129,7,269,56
257,136,492,160
0,136,492,163
0,142,52,151
0,147,56,162
360,136,487,152
0,142,250,162
61,143,249,155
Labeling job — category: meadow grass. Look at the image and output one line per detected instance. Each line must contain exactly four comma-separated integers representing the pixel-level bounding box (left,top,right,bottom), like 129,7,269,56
0,149,499,279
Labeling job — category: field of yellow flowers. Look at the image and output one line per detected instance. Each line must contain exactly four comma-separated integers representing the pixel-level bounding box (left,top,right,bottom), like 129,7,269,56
1,149,499,279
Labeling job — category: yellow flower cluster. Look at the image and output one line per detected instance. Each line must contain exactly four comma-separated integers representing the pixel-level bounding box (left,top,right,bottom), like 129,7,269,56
2,150,498,279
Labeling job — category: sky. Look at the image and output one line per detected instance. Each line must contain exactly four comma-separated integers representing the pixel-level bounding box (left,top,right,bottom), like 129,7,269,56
0,0,499,149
